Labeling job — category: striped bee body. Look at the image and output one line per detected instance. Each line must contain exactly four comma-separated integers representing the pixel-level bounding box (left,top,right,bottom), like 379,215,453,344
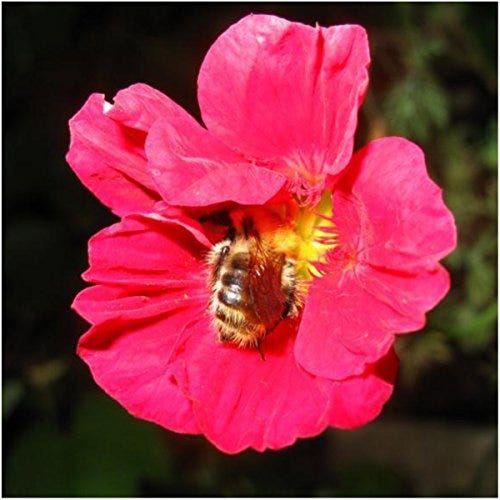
208,217,301,351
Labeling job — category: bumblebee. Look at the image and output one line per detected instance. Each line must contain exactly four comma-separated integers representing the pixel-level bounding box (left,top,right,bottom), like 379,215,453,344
207,210,302,353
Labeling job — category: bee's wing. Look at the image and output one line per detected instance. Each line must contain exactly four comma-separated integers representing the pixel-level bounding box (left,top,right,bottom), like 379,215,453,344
248,240,286,328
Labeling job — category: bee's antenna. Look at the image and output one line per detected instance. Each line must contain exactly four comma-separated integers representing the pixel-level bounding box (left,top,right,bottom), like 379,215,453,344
256,341,266,361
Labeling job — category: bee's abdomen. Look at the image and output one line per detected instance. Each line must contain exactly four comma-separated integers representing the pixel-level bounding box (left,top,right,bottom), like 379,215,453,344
218,288,242,307
216,252,250,308
218,270,245,307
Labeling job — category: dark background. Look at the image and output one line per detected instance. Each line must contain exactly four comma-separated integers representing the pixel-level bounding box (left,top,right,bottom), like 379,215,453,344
3,2,497,496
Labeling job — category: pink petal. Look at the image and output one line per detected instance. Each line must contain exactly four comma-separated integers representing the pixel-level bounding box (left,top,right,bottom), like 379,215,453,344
295,269,395,380
198,14,369,180
82,213,210,290
73,285,205,326
295,138,456,380
145,116,286,206
75,210,212,434
325,348,399,429
180,319,397,454
106,83,197,133
360,262,451,333
66,93,160,216
78,308,207,435
107,83,284,206
339,137,457,271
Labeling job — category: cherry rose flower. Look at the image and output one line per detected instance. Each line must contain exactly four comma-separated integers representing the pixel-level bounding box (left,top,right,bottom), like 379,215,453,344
67,14,456,453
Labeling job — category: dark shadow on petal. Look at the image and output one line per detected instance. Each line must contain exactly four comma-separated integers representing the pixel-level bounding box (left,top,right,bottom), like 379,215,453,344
366,347,399,384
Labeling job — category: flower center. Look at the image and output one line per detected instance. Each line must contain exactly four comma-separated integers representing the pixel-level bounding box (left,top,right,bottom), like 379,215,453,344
293,190,337,280
241,190,336,282
275,153,330,206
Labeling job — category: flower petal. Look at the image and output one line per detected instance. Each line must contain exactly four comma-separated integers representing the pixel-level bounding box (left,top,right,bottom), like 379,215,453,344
66,93,160,216
338,137,457,271
198,14,369,179
106,83,190,132
295,138,456,380
77,282,397,451
295,269,396,380
325,348,399,429
82,213,210,290
360,262,451,333
145,116,286,206
73,285,204,326
75,211,213,433
180,319,397,453
77,309,207,435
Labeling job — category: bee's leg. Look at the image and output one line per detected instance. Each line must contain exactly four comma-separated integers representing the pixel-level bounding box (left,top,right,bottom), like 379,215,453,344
256,340,266,361
281,287,300,320
280,257,302,319
281,298,292,320
242,217,259,240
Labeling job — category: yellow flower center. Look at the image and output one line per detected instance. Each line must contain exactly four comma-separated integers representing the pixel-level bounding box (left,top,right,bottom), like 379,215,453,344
251,190,337,282
294,190,337,279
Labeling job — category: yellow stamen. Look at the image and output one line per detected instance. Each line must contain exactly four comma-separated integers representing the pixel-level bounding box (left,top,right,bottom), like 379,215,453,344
234,190,337,283
295,190,337,279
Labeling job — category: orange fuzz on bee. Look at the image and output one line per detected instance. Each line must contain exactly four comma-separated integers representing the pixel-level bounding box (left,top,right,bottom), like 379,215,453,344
207,208,303,352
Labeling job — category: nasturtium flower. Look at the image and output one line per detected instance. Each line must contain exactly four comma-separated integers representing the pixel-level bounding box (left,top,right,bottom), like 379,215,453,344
67,14,456,453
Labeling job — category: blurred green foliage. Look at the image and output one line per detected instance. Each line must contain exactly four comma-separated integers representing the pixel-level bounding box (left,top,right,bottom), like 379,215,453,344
3,2,497,497
5,393,171,496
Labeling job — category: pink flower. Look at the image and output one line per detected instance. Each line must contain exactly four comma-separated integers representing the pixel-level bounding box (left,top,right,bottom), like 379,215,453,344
67,14,456,453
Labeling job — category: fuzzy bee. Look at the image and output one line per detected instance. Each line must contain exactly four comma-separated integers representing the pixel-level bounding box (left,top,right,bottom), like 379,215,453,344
207,212,303,355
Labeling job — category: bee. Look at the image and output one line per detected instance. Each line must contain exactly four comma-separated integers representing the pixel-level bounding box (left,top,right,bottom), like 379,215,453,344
207,210,303,355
